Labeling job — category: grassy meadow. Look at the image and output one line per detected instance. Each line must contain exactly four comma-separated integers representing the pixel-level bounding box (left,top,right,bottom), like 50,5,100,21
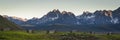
0,30,120,40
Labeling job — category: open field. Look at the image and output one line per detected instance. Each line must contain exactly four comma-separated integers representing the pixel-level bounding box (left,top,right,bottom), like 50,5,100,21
0,31,120,40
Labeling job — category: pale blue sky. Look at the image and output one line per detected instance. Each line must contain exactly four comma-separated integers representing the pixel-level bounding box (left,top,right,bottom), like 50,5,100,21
0,0,120,19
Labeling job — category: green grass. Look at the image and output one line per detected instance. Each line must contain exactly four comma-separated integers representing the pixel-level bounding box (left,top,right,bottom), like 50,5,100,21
0,31,120,40
0,31,56,40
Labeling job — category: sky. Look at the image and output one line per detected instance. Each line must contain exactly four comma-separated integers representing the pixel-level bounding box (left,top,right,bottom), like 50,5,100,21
0,0,120,19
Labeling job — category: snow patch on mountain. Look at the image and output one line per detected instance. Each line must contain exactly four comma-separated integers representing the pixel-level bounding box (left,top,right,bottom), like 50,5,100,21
87,15,95,19
111,18,119,24
51,14,59,20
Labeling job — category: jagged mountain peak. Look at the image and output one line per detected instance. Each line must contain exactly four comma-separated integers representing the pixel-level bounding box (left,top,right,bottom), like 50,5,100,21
94,10,112,16
45,9,61,18
48,9,75,16
45,9,76,18
83,11,91,14
94,10,103,13
82,11,93,16
50,9,61,13
61,11,67,14
61,11,75,16
31,17,39,19
103,10,112,12
52,9,60,12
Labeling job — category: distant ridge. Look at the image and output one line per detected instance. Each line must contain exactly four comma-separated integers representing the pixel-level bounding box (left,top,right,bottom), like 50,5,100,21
0,15,22,30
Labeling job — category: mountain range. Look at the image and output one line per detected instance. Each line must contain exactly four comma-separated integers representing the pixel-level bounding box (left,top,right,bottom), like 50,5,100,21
2,7,120,32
